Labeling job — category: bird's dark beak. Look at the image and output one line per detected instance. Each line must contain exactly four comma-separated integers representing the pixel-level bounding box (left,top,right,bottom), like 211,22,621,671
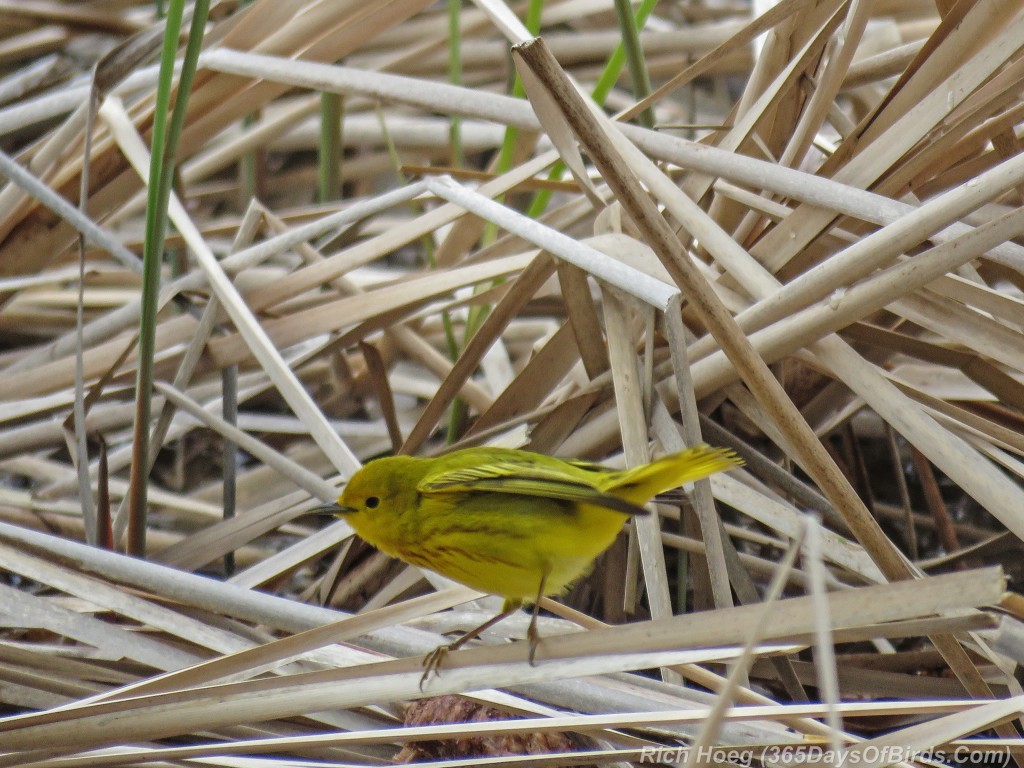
309,501,357,517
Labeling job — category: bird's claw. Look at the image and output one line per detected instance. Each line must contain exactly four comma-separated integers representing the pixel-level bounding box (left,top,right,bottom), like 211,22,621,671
420,644,451,690
527,622,540,667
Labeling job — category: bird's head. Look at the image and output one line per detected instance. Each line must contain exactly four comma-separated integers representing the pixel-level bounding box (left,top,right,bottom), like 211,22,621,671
312,456,421,551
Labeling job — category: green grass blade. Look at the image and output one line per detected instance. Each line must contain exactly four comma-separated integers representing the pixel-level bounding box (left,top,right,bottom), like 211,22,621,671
318,92,343,202
126,0,210,557
613,0,654,128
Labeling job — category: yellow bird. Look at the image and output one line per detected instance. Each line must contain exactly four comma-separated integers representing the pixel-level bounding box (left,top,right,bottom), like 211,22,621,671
318,444,741,679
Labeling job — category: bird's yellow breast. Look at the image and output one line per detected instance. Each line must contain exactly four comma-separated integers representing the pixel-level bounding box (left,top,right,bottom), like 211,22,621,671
381,494,630,602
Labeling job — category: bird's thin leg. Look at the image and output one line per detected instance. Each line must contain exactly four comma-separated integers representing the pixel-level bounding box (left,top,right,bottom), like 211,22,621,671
450,607,518,652
420,605,518,689
526,571,549,666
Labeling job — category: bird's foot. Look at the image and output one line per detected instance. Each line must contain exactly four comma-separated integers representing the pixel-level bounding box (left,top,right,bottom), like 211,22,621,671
420,644,451,690
527,619,541,667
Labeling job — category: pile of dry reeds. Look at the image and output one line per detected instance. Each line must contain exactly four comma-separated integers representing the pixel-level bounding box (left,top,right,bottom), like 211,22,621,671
0,0,1023,765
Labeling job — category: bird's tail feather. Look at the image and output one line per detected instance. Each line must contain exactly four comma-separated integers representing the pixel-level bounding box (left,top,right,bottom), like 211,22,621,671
606,445,742,503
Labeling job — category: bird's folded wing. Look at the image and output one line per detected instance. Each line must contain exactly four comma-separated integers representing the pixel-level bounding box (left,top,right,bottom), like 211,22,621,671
417,462,650,516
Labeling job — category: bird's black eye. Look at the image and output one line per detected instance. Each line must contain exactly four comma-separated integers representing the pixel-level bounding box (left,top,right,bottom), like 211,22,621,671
365,496,380,509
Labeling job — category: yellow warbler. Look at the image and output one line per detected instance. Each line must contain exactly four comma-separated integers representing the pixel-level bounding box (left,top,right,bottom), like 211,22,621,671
318,444,741,677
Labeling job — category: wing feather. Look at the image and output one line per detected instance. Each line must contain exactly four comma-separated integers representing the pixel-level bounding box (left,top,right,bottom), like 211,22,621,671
418,461,649,517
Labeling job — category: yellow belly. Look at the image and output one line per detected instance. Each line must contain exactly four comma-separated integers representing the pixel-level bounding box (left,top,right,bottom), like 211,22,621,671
395,497,630,603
